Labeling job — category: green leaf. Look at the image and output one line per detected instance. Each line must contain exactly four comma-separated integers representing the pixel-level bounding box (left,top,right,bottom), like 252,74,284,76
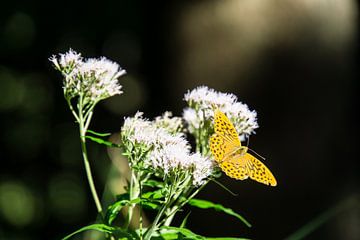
87,129,112,137
143,179,165,188
113,228,139,240
86,135,121,148
106,198,141,225
142,201,160,210
142,189,164,200
62,224,116,240
188,199,251,228
160,226,204,240
160,226,251,240
206,238,251,240
180,211,191,228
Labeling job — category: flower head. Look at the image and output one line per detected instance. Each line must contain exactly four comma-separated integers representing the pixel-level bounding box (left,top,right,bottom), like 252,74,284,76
50,49,126,103
190,153,215,186
121,111,215,186
183,86,258,136
154,111,184,136
49,48,83,73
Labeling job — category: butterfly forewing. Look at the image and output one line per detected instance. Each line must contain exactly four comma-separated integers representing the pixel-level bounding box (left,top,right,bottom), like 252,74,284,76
210,110,241,162
213,110,241,147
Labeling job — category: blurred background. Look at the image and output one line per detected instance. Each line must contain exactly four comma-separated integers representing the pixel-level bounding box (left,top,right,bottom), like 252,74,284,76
0,0,359,239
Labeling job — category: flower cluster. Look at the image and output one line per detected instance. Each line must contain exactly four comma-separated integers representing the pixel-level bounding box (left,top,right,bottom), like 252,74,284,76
183,86,258,137
51,49,257,240
121,111,214,186
49,49,126,103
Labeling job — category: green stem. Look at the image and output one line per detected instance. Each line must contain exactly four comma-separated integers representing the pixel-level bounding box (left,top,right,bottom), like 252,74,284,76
143,178,178,240
159,180,209,227
163,176,191,226
143,202,168,240
77,97,103,215
139,178,143,240
80,123,103,215
125,171,138,228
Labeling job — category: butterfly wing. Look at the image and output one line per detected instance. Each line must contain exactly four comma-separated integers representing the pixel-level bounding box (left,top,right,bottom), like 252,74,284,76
228,153,277,186
209,110,277,186
219,159,249,180
220,152,277,186
209,110,241,162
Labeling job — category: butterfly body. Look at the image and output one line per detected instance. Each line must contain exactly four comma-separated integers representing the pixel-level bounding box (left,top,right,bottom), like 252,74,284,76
210,110,277,186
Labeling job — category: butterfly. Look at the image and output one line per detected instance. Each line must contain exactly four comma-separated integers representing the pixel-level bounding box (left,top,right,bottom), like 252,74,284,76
209,109,277,186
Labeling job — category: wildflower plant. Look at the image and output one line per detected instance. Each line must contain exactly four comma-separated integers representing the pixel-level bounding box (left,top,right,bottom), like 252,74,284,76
51,49,269,240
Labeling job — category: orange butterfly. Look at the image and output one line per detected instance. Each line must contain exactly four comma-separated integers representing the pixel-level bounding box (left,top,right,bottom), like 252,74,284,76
209,109,277,186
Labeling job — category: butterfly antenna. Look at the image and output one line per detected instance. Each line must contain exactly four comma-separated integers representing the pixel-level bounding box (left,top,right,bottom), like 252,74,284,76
245,135,266,160
248,148,266,160
210,178,238,196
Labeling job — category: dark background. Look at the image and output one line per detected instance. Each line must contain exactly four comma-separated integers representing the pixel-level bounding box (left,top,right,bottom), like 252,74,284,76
0,1,359,239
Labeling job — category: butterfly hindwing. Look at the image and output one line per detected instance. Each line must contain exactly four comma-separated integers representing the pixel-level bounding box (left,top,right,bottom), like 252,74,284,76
219,160,248,180
243,153,277,186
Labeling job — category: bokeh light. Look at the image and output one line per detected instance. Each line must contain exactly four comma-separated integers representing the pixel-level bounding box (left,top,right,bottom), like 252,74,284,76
0,181,36,227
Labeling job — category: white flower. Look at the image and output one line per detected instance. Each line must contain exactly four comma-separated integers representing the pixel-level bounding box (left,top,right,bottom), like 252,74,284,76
184,86,237,111
225,102,258,136
49,48,83,72
148,144,192,174
121,112,158,146
154,111,184,136
76,57,125,101
190,153,215,186
182,108,201,134
183,86,259,136
121,111,214,186
147,145,214,186
50,49,126,103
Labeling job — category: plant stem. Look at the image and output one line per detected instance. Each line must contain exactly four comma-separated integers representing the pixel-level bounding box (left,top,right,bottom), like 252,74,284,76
77,97,103,215
139,178,143,240
125,171,138,228
158,181,208,227
143,202,168,240
80,124,103,215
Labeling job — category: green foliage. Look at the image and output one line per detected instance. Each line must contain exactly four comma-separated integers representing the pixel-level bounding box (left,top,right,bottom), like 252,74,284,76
86,134,121,148
158,226,251,240
62,224,117,240
187,199,251,228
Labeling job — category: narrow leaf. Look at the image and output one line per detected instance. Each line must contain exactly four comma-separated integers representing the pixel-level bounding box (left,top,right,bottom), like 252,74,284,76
142,201,160,210
188,199,251,227
143,179,165,188
160,226,204,240
180,211,191,228
142,189,164,200
206,238,251,240
161,226,250,240
87,129,112,137
86,135,121,148
62,224,115,240
106,198,140,225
